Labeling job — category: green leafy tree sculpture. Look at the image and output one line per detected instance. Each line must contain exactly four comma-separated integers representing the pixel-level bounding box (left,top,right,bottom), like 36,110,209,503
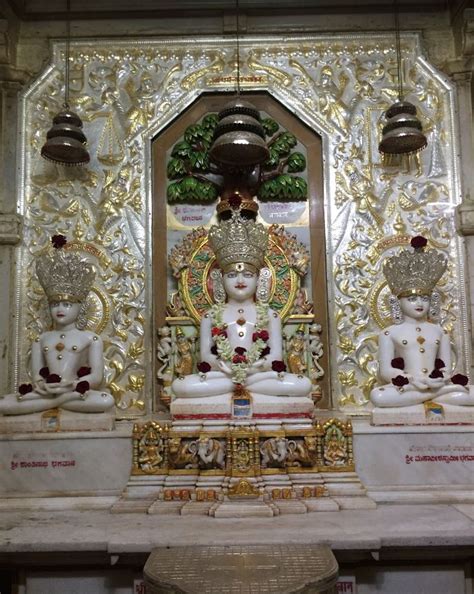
166,113,307,204
167,114,220,204
258,118,307,202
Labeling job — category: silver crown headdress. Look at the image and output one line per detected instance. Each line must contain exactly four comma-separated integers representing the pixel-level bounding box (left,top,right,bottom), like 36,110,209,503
383,237,447,298
36,236,96,303
208,211,268,273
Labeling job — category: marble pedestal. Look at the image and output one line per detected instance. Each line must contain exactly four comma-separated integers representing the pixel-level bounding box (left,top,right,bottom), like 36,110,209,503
0,425,132,506
353,419,474,504
0,408,115,433
372,403,474,426
171,395,314,422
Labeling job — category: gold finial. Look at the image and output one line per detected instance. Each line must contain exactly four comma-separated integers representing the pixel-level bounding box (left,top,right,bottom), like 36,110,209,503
393,213,407,235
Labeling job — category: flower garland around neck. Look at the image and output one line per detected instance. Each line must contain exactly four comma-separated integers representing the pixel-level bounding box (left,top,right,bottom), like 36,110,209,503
203,302,271,384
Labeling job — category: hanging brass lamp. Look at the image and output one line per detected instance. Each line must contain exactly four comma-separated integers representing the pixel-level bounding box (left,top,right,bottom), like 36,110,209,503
209,0,269,168
379,0,427,157
379,100,427,155
210,98,269,167
41,0,90,166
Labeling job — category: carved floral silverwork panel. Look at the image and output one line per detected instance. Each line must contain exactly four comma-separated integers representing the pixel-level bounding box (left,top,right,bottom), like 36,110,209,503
16,35,467,415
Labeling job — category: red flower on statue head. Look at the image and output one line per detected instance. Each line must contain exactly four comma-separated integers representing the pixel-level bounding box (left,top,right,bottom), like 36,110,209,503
18,383,33,395
228,194,242,210
197,361,211,373
429,369,444,379
51,234,67,249
39,367,50,379
234,347,247,356
77,366,91,378
435,359,445,370
392,375,409,388
410,236,428,250
391,357,405,370
451,374,469,386
272,360,287,373
75,380,90,394
260,346,271,358
46,373,61,384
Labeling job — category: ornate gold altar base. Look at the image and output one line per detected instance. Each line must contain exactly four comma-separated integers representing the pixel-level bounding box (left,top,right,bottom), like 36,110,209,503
112,418,375,516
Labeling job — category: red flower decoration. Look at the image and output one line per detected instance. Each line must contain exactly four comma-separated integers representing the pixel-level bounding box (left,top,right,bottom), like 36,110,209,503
410,236,428,250
210,345,218,356
272,360,287,373
18,383,33,395
435,358,445,370
46,373,61,383
211,327,227,338
39,367,50,379
228,194,242,209
232,354,248,364
51,234,67,249
260,346,271,358
234,347,247,355
75,380,90,394
392,375,409,388
451,374,469,386
253,330,270,342
429,369,444,379
391,357,405,370
197,361,211,373
77,366,91,378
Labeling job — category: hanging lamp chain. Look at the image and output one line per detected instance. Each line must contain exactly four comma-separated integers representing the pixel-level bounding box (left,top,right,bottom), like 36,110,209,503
394,0,403,102
236,0,241,95
64,0,71,109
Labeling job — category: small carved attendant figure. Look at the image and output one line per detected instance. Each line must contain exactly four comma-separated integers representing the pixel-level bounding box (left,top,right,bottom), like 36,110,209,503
370,236,474,408
286,324,307,375
174,327,194,377
0,235,115,416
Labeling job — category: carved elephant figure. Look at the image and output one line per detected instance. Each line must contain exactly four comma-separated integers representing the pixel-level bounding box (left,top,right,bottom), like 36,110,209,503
286,435,317,467
197,437,226,470
168,437,198,469
260,437,289,468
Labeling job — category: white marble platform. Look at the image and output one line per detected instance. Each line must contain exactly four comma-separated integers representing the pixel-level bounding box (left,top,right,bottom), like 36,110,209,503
1,503,474,554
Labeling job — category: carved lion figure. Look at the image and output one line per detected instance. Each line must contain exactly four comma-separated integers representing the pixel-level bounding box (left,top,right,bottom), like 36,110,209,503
286,435,318,467
168,437,198,469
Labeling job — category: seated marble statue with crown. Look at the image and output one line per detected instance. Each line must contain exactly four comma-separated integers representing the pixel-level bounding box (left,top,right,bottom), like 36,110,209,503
370,236,474,421
170,198,314,422
0,236,115,416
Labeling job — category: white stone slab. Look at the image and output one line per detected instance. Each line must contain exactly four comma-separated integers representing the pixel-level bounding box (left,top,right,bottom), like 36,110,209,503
0,427,132,497
353,420,474,495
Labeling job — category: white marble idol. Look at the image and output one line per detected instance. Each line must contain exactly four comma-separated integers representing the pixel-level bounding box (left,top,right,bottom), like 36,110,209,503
171,196,313,421
370,236,474,411
0,235,115,416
